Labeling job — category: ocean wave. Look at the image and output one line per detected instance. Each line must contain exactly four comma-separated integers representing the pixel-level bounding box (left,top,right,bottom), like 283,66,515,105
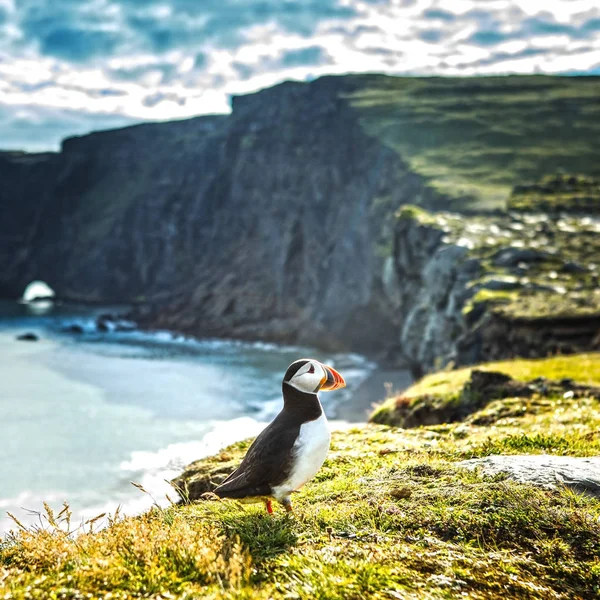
120,417,266,474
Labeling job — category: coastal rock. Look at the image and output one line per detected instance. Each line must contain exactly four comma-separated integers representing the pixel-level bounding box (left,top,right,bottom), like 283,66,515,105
458,455,600,497
16,332,38,341
561,261,589,274
0,78,435,355
97,319,110,332
384,210,481,372
371,367,600,428
388,205,600,371
477,277,521,291
491,247,553,268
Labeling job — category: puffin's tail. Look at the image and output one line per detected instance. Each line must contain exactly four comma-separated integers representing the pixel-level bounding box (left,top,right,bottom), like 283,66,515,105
214,477,271,499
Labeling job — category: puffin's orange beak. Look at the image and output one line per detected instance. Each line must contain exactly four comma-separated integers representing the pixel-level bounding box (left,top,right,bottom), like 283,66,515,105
320,365,346,391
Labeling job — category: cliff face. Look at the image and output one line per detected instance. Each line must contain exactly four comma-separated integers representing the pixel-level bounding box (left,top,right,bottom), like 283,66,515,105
2,74,599,365
143,79,428,351
0,78,435,352
0,151,58,297
0,116,228,302
383,210,481,374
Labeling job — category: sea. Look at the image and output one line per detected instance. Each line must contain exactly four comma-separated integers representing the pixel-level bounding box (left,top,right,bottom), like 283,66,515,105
0,299,408,535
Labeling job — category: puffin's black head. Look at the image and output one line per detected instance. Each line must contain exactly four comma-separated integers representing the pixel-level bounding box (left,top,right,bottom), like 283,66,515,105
283,358,346,394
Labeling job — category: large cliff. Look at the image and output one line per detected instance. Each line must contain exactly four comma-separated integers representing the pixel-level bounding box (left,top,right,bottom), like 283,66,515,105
1,74,600,364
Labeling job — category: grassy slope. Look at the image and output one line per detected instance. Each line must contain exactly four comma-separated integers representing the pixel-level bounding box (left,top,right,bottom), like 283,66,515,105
346,75,600,210
3,354,600,599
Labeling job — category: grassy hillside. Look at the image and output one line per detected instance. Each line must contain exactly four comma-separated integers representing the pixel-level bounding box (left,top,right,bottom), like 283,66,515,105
346,75,600,210
2,354,600,599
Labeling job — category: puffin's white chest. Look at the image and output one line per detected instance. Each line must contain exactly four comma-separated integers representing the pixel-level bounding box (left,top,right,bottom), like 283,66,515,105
272,412,330,500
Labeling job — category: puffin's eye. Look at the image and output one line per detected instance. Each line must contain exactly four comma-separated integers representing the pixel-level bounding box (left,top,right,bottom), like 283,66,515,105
308,364,315,374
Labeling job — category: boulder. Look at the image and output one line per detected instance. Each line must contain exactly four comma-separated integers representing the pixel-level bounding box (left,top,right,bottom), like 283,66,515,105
478,277,521,291
491,247,553,268
561,261,589,274
16,332,38,341
96,318,110,332
458,455,600,497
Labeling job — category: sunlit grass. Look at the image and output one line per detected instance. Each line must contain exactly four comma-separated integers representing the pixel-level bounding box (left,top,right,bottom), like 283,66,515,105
346,74,600,210
371,353,600,428
3,351,600,598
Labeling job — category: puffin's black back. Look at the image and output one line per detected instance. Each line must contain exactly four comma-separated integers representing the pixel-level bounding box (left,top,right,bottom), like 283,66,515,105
213,383,322,499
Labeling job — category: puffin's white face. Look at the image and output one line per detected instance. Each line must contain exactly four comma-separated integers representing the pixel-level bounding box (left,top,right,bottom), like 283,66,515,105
284,359,346,394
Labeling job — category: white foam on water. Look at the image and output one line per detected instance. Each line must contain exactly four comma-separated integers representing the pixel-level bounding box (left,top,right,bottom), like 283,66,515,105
21,281,55,302
120,417,266,474
0,417,269,536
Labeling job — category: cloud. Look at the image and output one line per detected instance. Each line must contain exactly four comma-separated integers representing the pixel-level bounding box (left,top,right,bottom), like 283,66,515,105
142,91,186,107
120,0,358,51
108,62,178,84
231,61,254,81
0,103,139,152
583,18,600,34
464,11,600,47
467,30,512,47
465,47,551,69
418,29,444,44
421,9,456,22
193,52,207,69
1,0,600,150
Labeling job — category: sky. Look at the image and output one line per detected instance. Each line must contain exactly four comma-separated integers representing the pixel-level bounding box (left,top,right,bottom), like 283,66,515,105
1,0,599,151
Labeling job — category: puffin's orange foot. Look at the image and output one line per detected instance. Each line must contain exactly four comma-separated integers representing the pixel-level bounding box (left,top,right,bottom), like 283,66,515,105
282,498,293,513
265,500,274,515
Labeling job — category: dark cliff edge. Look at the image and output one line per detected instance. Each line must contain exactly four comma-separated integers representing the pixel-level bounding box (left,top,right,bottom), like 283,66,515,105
1,74,600,366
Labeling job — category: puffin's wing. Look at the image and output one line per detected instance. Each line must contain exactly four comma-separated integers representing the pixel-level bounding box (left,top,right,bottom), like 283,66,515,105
214,414,299,499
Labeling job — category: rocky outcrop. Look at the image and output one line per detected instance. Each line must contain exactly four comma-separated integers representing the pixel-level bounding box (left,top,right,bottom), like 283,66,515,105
371,366,600,428
458,455,600,497
145,79,420,351
382,204,600,372
382,208,481,374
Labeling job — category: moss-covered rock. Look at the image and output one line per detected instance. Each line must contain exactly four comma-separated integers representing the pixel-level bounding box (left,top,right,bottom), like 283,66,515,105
389,201,600,370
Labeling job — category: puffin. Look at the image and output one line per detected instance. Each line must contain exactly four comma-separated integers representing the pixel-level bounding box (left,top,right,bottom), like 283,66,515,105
214,358,345,514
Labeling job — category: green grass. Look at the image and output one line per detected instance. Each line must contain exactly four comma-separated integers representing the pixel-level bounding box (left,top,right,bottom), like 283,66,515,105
3,355,600,599
371,353,600,428
344,75,600,211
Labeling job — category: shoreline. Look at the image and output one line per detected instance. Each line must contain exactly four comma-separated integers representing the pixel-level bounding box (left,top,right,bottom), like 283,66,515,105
0,319,400,537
